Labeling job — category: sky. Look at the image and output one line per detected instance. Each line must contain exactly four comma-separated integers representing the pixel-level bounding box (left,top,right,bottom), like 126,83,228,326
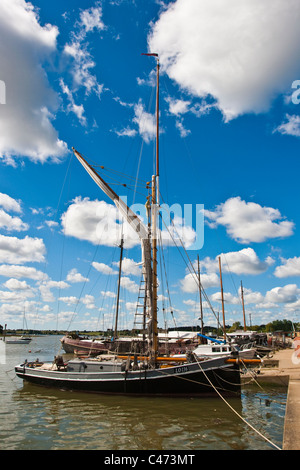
0,0,300,333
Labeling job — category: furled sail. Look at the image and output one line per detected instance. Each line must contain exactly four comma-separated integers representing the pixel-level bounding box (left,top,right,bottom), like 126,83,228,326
72,147,153,339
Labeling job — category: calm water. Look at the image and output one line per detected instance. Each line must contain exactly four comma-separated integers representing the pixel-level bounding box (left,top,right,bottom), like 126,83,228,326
0,335,286,451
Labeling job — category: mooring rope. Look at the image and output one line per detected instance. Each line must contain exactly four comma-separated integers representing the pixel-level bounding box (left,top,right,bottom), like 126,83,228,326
194,356,282,450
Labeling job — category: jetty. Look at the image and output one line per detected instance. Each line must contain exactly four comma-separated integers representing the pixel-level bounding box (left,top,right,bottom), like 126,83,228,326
242,347,300,450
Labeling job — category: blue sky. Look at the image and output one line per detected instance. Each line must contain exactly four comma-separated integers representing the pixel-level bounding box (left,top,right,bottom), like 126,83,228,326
1,0,300,332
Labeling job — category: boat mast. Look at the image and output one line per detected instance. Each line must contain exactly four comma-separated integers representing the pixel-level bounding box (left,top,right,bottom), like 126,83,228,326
241,280,247,332
142,52,159,365
114,237,124,340
218,256,226,337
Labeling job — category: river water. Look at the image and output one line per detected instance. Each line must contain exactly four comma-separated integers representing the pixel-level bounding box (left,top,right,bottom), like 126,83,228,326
0,335,286,451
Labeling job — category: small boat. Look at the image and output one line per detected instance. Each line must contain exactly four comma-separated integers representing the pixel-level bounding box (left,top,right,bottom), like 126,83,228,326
6,336,32,344
15,54,242,398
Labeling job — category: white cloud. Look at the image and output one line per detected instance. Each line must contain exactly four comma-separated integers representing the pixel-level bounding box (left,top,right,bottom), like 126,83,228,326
38,279,69,302
265,284,300,304
66,268,89,283
59,296,79,306
0,234,46,264
274,257,300,278
166,97,191,116
82,294,96,309
0,264,45,280
63,3,105,97
0,193,22,213
132,100,156,143
160,215,197,249
0,290,34,303
92,262,118,275
180,272,219,293
4,278,31,291
240,287,264,305
115,127,137,138
204,197,294,243
0,209,29,232
274,114,300,137
61,197,140,248
0,0,68,164
201,248,274,275
60,79,87,126
113,257,141,277
211,291,239,305
101,290,116,298
120,276,139,294
148,0,300,121
79,3,105,34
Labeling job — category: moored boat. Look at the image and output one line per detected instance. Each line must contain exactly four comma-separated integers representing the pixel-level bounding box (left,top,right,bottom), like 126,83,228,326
6,335,32,344
15,54,242,398
15,353,241,397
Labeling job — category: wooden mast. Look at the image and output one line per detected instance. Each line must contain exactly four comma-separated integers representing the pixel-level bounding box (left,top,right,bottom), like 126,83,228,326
143,53,159,365
241,280,247,332
218,256,226,337
114,237,124,340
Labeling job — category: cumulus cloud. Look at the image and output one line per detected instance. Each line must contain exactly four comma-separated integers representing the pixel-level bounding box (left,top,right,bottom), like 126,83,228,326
0,209,28,232
61,197,140,248
201,248,274,275
148,0,300,120
92,262,118,275
66,268,89,283
0,193,22,213
0,264,45,280
204,197,294,243
0,192,29,232
38,279,69,303
132,100,156,143
265,284,300,304
274,257,300,278
0,0,68,164
113,257,141,277
0,234,46,264
180,272,219,293
4,278,30,290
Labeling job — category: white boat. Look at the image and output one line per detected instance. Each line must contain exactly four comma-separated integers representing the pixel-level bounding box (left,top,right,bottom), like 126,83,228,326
6,336,32,344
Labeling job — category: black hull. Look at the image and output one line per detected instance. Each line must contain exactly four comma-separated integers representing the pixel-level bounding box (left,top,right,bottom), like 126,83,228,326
15,361,241,397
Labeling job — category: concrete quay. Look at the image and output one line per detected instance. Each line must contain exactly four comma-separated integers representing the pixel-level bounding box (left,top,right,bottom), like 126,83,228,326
242,347,300,450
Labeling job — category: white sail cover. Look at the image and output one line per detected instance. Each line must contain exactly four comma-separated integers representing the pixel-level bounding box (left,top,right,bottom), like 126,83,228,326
72,148,153,328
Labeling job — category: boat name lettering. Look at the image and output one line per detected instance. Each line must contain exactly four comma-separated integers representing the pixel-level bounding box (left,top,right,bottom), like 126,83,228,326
174,366,189,374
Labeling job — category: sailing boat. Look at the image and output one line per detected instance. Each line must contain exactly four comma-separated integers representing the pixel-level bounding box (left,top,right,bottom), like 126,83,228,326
15,55,241,397
6,308,32,344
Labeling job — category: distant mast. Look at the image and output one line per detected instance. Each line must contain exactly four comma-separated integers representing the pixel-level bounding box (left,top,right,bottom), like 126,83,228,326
241,281,247,332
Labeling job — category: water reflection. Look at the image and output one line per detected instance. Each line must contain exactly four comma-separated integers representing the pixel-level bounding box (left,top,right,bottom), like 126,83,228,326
11,382,272,450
